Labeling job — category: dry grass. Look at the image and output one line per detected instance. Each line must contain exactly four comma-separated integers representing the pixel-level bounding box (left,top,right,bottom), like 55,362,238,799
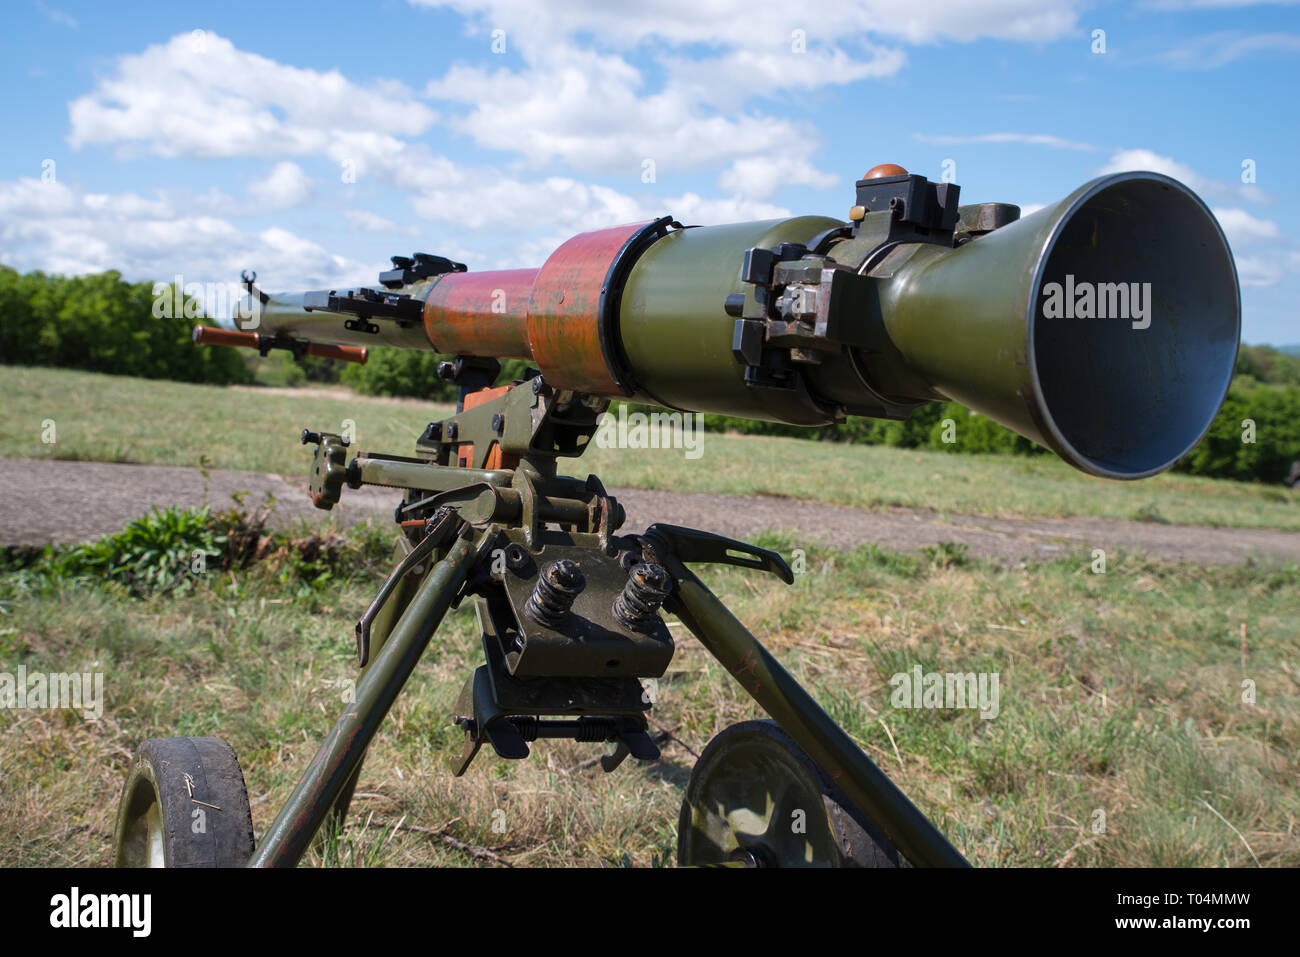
2,527,1295,867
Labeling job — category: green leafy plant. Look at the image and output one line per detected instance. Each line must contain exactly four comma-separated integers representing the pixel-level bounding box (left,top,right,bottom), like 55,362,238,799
46,506,226,596
921,540,970,569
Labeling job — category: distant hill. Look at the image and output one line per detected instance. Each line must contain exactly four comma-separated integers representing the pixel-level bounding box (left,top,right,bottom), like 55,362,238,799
1277,345,1300,357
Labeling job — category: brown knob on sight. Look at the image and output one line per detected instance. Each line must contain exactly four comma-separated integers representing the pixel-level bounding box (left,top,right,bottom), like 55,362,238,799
863,163,908,179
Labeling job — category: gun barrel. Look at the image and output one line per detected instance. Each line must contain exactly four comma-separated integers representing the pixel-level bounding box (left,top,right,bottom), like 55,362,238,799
220,168,1239,479
423,268,537,360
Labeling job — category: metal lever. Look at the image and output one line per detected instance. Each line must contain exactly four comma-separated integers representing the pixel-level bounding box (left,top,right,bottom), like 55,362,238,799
641,523,794,584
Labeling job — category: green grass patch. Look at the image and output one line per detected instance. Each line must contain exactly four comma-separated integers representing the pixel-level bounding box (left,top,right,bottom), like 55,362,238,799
3,365,1297,529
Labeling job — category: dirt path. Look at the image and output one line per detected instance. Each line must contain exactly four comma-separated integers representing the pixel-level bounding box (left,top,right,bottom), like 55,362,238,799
3,457,1296,566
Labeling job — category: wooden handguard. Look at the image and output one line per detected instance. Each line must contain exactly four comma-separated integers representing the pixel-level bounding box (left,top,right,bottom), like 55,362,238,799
191,325,369,364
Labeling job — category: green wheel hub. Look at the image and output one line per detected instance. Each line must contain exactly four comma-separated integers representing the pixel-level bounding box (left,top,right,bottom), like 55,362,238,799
677,720,899,868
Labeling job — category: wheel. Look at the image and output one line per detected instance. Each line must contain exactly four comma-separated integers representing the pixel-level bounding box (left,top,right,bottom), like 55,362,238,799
677,720,898,867
113,737,255,867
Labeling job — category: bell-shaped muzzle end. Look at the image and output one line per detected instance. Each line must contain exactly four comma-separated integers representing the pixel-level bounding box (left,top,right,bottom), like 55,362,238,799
873,171,1241,479
1026,172,1241,478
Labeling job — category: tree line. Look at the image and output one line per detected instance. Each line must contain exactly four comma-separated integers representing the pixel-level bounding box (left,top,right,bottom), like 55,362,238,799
0,266,249,384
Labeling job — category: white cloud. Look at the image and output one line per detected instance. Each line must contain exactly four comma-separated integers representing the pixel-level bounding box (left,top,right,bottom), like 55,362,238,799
344,209,420,236
409,1,1085,47
409,173,670,233
325,134,464,193
1098,148,1205,188
664,193,790,225
1091,152,1295,290
424,47,822,178
36,1,77,28
248,162,313,210
719,157,838,201
1156,31,1300,69
1235,249,1300,288
1097,148,1264,204
403,163,791,234
1235,255,1284,287
1213,208,1281,246
0,177,374,291
663,44,908,111
417,1,1086,188
1208,208,1295,290
914,132,1096,151
68,32,436,158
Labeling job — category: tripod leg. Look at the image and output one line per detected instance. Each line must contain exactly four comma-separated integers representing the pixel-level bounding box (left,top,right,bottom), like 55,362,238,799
315,549,422,849
660,556,968,868
248,532,484,867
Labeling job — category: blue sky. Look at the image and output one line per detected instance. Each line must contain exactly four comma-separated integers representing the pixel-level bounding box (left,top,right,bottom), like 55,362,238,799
1,0,1297,344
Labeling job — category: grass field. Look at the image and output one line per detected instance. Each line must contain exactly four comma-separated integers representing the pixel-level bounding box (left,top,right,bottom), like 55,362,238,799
1,525,1295,867
2,364,1297,530
2,364,1297,868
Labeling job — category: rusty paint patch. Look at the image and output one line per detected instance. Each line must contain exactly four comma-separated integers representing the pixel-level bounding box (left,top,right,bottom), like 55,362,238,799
423,269,537,358
526,222,648,395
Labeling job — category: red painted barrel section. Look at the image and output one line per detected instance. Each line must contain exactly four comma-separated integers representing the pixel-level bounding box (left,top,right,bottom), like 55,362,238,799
422,268,538,359
420,222,654,395
526,222,648,395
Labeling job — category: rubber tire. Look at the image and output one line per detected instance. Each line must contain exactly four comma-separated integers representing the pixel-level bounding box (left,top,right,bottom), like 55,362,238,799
677,720,899,867
113,737,255,868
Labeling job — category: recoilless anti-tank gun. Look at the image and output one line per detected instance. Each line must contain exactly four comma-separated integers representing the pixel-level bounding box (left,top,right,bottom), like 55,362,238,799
112,164,1240,868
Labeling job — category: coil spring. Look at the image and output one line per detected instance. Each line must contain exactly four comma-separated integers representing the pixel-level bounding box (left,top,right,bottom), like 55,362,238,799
506,716,618,742
574,717,618,742
613,562,672,630
525,559,585,627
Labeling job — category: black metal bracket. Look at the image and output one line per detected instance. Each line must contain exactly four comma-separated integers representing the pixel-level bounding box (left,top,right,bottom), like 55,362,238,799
853,173,960,235
254,334,310,361
450,595,657,777
378,252,467,289
438,355,503,412
303,287,424,327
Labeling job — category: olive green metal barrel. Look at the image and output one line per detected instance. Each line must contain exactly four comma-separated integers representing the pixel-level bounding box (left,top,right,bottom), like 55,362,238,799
853,172,1239,479
233,170,1239,480
252,289,435,350
615,172,1239,478
619,216,844,425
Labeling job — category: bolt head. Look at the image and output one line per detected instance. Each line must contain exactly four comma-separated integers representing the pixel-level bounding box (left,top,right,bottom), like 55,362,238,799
632,562,671,594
